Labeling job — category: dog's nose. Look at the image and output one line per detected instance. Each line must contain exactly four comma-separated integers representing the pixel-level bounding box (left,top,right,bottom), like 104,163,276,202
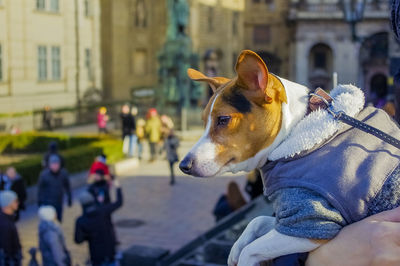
179,155,194,174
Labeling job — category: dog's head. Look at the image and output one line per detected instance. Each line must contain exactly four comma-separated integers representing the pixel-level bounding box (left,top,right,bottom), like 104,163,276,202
179,50,287,177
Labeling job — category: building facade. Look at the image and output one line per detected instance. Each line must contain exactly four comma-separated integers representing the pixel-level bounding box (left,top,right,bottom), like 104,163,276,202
101,0,245,104
0,0,101,130
289,0,390,103
244,0,291,78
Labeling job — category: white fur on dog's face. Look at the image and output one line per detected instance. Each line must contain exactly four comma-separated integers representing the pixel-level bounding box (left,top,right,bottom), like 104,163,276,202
186,93,222,177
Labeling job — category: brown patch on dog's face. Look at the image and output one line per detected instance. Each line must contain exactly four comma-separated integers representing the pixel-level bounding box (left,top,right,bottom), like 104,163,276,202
204,75,284,167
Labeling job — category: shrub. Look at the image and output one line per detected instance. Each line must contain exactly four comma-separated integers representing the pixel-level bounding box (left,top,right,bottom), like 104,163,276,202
0,132,103,154
0,138,123,186
91,139,124,164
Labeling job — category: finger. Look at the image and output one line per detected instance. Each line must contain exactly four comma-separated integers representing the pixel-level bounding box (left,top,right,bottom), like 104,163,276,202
367,206,400,223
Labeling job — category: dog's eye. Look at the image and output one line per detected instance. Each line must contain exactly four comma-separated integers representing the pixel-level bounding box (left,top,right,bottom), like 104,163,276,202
217,116,231,126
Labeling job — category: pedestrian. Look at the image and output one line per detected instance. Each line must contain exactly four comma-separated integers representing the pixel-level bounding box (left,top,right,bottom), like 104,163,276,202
97,107,109,134
38,206,71,266
145,108,162,162
160,114,174,139
0,191,22,266
163,130,179,185
9,125,21,135
88,154,112,184
88,170,111,205
42,105,53,131
0,167,27,221
392,0,400,41
244,169,264,201
74,179,123,266
212,181,247,222
136,118,146,160
129,106,139,157
28,248,39,266
42,141,65,169
38,155,72,222
120,104,136,157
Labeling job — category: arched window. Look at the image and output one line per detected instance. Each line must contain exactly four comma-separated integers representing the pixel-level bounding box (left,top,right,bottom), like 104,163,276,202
308,43,333,90
135,0,147,28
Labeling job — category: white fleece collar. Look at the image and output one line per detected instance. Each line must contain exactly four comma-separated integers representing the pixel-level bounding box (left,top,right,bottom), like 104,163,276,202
268,84,365,160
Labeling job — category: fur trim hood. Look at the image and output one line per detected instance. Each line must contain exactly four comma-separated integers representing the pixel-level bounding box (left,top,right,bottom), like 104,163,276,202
268,84,365,160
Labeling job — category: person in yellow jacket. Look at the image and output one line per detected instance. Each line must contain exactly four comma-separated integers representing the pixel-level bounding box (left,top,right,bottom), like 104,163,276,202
136,118,146,160
145,108,162,162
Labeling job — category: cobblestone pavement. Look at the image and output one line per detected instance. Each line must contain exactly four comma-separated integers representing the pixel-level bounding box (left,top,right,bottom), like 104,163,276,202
17,139,247,265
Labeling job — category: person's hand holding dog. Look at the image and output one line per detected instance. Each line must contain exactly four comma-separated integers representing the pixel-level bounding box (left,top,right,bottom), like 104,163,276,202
307,206,400,266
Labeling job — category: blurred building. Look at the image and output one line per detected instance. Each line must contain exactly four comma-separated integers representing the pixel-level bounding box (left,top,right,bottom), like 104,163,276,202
100,0,166,101
244,0,291,78
100,0,245,104
289,0,390,103
0,0,101,130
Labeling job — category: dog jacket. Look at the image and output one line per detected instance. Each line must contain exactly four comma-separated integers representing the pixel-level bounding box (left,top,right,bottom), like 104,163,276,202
260,85,400,239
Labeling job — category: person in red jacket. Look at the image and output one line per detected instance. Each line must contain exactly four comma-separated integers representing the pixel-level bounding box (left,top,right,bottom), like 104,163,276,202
88,154,112,184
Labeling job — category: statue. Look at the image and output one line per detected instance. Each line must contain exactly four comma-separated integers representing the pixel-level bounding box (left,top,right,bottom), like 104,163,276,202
158,0,201,130
167,0,189,40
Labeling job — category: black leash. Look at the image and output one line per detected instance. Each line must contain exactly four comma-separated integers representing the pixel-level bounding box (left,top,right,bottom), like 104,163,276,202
329,110,400,150
310,91,400,150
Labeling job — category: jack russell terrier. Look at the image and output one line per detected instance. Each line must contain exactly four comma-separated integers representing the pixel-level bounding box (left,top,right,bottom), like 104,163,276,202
179,50,400,266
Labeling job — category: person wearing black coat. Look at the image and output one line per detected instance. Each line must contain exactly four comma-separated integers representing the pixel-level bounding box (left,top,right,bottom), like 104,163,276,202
88,170,111,205
38,155,72,222
120,105,136,140
74,180,123,266
0,167,27,221
120,105,137,157
163,131,179,185
0,191,22,266
42,141,65,169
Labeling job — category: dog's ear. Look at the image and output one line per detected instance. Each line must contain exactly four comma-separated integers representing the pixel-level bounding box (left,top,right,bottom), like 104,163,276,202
235,50,269,97
236,50,285,103
187,68,230,93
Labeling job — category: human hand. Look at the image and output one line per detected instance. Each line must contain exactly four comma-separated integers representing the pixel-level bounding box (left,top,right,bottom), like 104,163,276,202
306,206,400,266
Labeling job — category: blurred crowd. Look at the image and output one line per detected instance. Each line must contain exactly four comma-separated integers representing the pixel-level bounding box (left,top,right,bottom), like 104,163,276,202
99,104,180,185
0,104,181,266
0,141,124,266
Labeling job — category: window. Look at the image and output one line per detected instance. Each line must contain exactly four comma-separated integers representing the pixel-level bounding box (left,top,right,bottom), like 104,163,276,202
232,12,239,36
314,51,327,69
253,0,273,3
253,25,270,45
85,48,93,81
0,45,2,81
208,7,214,32
50,0,59,12
84,0,91,17
51,46,61,80
133,49,147,76
135,0,147,28
37,0,45,10
38,46,47,80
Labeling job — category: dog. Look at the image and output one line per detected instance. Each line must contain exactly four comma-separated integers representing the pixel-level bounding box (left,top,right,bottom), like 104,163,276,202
179,50,400,266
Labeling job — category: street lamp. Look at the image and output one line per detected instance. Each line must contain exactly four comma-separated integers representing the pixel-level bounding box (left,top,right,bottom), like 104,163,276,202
341,0,366,42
